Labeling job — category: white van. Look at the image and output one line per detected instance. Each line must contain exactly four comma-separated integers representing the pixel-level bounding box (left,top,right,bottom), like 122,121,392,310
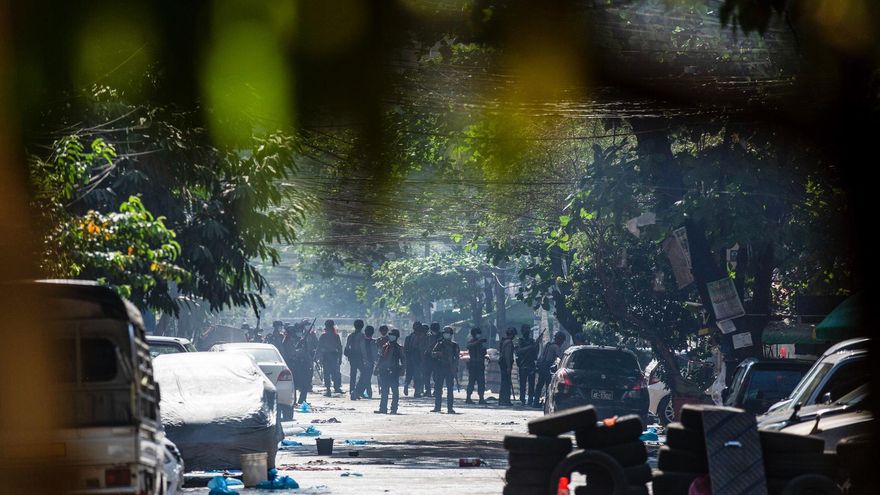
5,281,167,494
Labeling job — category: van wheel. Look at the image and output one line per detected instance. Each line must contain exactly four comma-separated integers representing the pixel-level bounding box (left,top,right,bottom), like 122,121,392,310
658,396,675,425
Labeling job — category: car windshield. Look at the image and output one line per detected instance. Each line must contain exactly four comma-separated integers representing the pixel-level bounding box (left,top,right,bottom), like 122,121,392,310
568,349,639,372
742,369,806,405
149,342,184,358
784,362,833,410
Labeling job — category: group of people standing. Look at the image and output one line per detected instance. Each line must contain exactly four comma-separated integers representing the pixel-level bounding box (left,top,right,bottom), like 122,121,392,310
255,317,568,415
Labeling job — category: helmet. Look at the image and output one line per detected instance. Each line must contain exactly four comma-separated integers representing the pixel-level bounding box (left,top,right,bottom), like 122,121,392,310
430,322,441,334
470,327,482,337
553,331,566,343
506,327,517,337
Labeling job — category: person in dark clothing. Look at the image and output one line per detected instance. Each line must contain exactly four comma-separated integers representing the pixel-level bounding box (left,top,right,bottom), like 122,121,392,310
303,319,318,392
265,320,285,349
498,327,516,406
403,321,421,396
515,324,538,406
465,327,487,405
357,326,377,399
431,326,460,413
374,325,390,392
284,322,313,405
344,319,367,400
375,328,405,414
317,319,343,396
572,331,587,346
533,332,566,407
424,322,442,396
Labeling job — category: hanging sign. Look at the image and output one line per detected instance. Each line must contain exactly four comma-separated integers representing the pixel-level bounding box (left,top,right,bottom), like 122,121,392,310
716,319,737,334
731,331,753,349
707,278,746,321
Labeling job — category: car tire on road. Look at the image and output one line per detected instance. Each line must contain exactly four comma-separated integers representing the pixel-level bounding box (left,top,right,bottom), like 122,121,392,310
657,446,708,473
504,434,573,455
529,405,597,437
575,415,643,448
503,484,546,495
657,395,676,425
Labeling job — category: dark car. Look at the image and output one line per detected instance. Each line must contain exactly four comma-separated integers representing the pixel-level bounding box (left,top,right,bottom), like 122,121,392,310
544,345,648,423
723,358,814,415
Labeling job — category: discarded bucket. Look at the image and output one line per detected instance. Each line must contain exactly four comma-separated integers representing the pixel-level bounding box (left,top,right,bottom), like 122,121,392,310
316,437,335,456
240,452,268,487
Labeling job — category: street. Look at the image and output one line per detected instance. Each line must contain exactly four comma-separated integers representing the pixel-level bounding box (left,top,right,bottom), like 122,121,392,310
183,389,543,494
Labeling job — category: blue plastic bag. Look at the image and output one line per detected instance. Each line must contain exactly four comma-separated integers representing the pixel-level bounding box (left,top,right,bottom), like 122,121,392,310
255,476,300,490
639,426,659,442
207,476,240,495
295,425,321,437
344,439,368,445
280,439,303,446
299,402,311,413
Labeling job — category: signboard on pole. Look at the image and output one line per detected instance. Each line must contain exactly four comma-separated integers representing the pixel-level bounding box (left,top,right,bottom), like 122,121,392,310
731,331,754,349
716,319,737,334
707,278,746,321
662,237,694,288
673,227,692,268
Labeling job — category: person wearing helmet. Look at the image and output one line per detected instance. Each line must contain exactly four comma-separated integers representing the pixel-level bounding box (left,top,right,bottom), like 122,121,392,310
515,325,538,406
465,327,488,405
317,319,343,396
498,327,517,406
375,328,405,414
533,331,567,408
430,326,460,413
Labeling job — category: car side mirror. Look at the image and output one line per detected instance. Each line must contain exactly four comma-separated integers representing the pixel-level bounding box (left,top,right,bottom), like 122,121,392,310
721,388,730,401
822,392,833,405
550,364,558,373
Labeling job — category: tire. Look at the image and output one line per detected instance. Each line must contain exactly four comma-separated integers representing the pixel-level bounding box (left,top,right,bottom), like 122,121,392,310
575,415,643,448
763,452,838,479
505,468,553,486
529,405,597,437
599,441,648,467
650,470,702,495
768,478,791,495
575,487,648,495
623,463,652,485
657,395,676,425
665,423,705,453
504,434,573,455
759,430,824,454
508,453,566,470
679,404,743,431
657,446,708,473
780,474,841,495
836,433,871,463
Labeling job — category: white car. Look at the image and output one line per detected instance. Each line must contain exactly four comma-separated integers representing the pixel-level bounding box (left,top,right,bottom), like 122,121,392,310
645,359,676,425
211,343,295,419
147,335,197,357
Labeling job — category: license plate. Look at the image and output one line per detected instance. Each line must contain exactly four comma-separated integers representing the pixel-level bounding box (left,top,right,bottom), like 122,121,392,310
591,389,614,400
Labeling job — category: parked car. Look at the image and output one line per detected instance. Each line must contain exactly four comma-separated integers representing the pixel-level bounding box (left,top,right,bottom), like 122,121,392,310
757,349,869,429
2,281,166,494
544,345,649,424
147,335,197,357
643,354,714,425
722,358,814,415
163,437,185,495
766,337,870,413
210,342,295,419
760,384,873,450
154,352,282,471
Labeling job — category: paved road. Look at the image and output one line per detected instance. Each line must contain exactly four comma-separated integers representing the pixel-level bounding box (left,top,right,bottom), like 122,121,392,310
182,388,545,494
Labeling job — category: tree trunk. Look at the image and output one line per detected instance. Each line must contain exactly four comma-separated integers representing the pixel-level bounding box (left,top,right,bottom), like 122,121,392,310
548,245,582,333
495,268,507,334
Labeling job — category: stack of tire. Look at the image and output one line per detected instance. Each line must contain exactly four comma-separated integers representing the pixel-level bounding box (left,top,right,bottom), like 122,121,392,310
574,415,651,495
652,405,709,495
654,404,841,495
502,406,592,495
